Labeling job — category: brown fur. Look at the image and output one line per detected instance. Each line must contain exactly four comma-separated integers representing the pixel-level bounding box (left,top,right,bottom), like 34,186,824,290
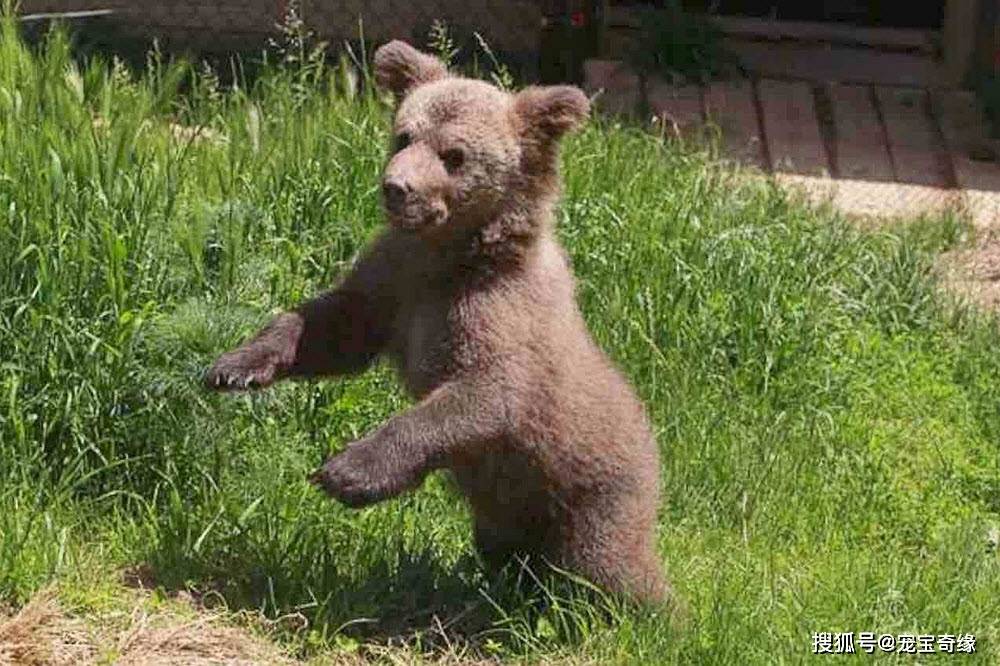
205,41,667,604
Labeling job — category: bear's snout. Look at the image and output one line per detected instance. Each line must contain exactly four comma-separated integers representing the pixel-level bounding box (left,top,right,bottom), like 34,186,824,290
382,179,410,215
382,144,451,231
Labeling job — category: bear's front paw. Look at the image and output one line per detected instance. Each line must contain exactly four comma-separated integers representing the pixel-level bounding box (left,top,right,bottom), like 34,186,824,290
308,439,424,508
204,345,283,391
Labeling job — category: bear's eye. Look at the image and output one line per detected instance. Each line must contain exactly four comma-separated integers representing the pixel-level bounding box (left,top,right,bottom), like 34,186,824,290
393,132,411,153
440,148,465,173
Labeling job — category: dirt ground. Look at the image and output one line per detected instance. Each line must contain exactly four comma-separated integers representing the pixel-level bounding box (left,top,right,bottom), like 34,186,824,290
0,587,300,666
0,581,516,666
938,230,1000,312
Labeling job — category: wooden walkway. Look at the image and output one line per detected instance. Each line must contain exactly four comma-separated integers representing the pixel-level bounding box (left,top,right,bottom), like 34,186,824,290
584,62,1000,227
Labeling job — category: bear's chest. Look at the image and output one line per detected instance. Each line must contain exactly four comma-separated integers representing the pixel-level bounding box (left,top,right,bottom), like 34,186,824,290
391,294,462,397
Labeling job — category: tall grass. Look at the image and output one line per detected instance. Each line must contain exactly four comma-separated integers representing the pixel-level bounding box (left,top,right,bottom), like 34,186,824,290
2,16,1000,663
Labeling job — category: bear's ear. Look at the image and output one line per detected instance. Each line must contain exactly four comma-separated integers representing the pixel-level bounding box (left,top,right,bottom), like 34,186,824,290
513,85,590,142
374,40,448,99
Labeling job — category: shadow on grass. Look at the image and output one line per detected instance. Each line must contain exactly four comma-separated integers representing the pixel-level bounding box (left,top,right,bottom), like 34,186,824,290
124,547,506,651
123,539,650,659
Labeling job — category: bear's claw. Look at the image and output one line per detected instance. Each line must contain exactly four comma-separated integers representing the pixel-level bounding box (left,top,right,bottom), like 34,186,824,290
204,347,280,392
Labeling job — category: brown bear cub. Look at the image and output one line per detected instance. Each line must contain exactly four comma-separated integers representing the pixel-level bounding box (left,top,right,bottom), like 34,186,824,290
205,41,667,604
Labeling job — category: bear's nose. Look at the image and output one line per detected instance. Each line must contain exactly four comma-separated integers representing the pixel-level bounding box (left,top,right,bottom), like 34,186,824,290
382,179,410,212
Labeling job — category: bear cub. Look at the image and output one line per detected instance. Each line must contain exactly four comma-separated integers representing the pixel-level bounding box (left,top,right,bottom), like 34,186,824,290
205,41,667,604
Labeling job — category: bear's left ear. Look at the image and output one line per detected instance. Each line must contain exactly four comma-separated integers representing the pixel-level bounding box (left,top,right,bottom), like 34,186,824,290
513,85,590,142
374,40,448,99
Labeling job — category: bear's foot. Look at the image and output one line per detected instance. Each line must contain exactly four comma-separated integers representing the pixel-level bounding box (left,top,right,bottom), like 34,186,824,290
309,437,428,508
204,345,284,391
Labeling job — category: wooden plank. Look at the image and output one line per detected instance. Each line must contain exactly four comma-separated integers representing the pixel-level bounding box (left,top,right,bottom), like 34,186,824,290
828,84,894,182
876,87,950,187
605,8,937,54
932,90,1000,190
932,90,1000,226
18,9,114,22
711,15,936,53
646,78,703,135
730,40,948,88
942,0,980,86
758,79,829,176
704,79,767,169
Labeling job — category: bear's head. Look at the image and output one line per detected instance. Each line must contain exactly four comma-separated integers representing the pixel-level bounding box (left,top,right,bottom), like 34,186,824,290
373,40,589,237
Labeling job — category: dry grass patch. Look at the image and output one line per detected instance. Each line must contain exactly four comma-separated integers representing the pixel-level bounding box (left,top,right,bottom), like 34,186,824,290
938,230,1000,310
0,583,515,665
0,587,296,666
0,590,97,666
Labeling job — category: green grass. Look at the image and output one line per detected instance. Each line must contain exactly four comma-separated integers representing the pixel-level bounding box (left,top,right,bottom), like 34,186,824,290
2,17,1000,664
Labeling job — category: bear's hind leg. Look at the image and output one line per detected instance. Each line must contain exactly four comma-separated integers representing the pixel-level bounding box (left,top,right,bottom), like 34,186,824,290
555,509,669,608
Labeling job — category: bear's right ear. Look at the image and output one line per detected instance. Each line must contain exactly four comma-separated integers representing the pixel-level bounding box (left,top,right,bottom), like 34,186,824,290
513,85,590,144
374,41,448,100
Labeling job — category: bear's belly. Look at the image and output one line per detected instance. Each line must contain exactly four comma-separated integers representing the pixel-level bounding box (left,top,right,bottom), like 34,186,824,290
450,445,557,553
